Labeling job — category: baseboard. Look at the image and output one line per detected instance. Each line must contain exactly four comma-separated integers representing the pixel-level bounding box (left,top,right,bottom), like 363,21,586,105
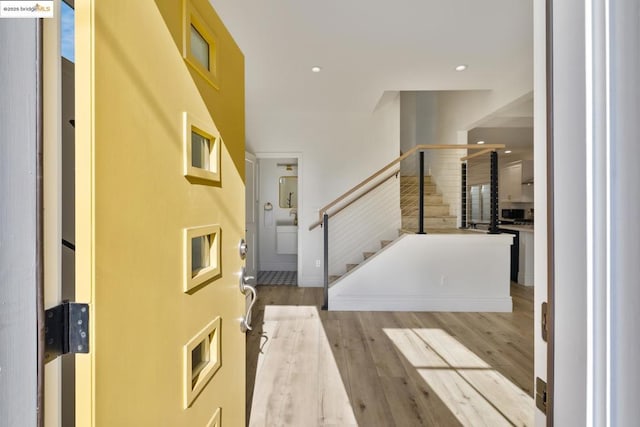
329,295,513,312
518,272,535,286
297,274,323,287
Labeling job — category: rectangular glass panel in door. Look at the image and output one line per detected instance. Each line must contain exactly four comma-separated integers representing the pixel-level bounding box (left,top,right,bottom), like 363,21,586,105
191,235,211,277
191,131,211,170
190,25,210,70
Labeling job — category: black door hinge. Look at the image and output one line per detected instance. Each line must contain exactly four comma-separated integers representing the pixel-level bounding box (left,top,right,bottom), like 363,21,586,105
44,301,89,362
536,377,548,414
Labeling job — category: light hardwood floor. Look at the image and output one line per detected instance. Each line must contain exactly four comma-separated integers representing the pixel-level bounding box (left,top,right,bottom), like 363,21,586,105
247,284,534,426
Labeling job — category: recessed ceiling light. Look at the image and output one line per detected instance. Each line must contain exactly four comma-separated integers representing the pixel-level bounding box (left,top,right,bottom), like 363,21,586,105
311,66,322,73
455,64,467,71
505,150,512,154
477,140,485,145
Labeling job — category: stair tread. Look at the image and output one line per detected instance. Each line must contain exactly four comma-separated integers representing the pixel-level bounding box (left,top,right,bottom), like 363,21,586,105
401,202,449,205
402,214,457,218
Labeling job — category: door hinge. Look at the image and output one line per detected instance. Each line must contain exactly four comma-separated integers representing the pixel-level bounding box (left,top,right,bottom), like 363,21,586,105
541,302,548,342
44,301,90,363
536,377,548,414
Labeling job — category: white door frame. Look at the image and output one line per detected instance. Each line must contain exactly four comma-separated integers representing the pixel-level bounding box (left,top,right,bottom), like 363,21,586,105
245,151,258,278
254,152,304,282
0,17,42,427
545,0,640,425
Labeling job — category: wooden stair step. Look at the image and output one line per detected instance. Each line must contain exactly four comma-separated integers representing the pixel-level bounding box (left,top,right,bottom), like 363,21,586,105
400,175,434,183
402,216,458,229
346,264,358,272
363,251,375,260
401,196,444,204
401,205,451,216
380,240,393,248
401,187,438,195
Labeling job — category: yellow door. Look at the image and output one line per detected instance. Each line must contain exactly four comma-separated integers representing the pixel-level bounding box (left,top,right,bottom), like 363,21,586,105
74,0,246,425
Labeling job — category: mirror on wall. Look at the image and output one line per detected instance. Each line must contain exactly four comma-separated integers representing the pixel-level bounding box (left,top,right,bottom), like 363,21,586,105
279,176,297,208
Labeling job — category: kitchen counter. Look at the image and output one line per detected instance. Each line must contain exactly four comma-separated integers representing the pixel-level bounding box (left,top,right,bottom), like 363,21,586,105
499,225,534,233
499,225,534,286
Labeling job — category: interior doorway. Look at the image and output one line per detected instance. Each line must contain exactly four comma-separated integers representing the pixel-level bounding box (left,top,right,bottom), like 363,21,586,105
253,153,302,286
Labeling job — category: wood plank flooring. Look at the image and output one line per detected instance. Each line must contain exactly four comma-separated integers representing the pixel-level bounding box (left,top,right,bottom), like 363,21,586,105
247,284,534,426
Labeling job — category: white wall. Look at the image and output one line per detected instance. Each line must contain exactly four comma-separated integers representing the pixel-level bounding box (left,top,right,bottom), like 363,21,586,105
257,158,298,271
400,91,440,175
0,18,39,427
248,92,401,286
330,234,513,312
399,92,417,174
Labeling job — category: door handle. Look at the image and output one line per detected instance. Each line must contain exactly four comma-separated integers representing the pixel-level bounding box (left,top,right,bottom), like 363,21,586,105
239,267,257,332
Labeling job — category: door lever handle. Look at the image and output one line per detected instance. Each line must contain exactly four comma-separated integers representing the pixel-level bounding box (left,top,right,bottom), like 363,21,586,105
240,284,257,332
239,267,257,332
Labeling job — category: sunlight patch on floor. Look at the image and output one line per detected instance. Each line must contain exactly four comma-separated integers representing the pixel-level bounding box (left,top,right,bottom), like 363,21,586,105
250,306,356,426
384,328,534,427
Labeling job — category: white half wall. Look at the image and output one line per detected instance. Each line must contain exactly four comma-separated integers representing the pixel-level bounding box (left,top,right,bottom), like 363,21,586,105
329,234,513,312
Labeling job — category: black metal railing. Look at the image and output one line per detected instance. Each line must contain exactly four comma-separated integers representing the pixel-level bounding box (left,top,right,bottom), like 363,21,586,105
417,151,426,234
488,150,500,234
461,149,499,233
322,213,329,310
461,163,467,229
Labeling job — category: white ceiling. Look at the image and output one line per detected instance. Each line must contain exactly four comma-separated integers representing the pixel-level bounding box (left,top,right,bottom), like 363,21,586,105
209,0,533,136
469,95,534,160
474,95,534,128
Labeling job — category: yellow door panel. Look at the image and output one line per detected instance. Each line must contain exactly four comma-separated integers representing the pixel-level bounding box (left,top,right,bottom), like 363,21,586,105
75,0,245,425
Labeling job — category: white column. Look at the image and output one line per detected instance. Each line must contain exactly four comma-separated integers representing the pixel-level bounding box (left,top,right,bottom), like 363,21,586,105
0,18,40,427
608,0,640,424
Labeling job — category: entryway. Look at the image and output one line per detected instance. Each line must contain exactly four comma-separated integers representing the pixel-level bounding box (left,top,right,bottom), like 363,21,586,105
247,153,303,286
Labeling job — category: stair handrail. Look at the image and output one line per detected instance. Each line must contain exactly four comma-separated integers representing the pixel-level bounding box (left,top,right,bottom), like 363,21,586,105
309,143,505,230
308,168,400,230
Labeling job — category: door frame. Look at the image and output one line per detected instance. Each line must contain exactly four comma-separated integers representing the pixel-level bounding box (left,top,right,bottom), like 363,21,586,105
254,152,304,282
0,16,44,427
245,151,258,278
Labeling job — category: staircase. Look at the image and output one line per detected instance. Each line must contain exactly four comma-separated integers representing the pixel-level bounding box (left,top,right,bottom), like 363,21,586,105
329,238,396,284
328,175,456,285
400,175,457,231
